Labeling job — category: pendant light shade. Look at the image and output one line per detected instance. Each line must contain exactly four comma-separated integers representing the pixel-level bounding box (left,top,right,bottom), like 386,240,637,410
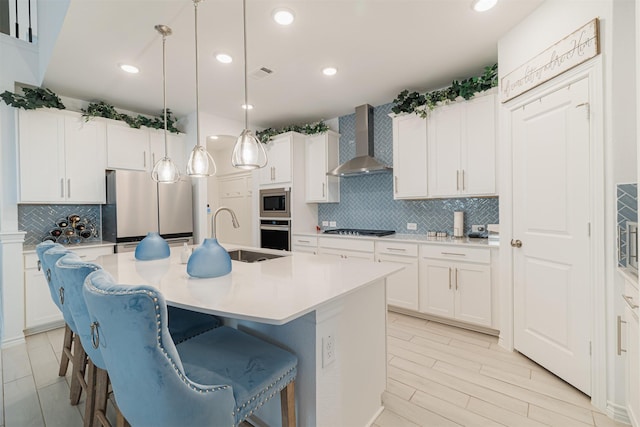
186,0,216,177
151,24,180,184
186,144,216,177
232,0,268,170
232,129,266,170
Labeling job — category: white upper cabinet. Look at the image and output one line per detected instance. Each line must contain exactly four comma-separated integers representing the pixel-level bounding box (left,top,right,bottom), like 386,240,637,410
259,132,297,186
391,113,429,199
305,131,340,203
18,109,106,204
106,121,150,171
149,130,186,173
428,93,497,198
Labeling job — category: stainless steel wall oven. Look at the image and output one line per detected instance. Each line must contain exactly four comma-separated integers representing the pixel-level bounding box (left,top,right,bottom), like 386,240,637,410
260,219,290,251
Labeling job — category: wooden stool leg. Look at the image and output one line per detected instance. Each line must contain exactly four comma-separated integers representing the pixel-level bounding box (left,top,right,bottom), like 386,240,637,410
94,368,110,427
280,381,296,427
70,336,87,405
59,324,74,376
83,359,97,427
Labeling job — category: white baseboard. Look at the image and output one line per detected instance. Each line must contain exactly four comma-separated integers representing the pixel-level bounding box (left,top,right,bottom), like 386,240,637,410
1,335,26,349
365,405,385,427
607,400,631,425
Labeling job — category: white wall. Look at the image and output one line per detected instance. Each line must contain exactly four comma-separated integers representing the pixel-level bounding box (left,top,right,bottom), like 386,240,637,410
498,0,635,417
0,34,40,346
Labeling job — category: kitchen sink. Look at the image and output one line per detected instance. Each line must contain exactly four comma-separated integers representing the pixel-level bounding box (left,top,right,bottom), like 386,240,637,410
227,249,286,263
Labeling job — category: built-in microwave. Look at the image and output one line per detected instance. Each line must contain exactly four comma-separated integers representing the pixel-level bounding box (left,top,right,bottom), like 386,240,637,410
260,188,290,218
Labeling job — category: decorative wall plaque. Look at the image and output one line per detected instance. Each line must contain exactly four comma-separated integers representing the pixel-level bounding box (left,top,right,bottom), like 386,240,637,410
500,18,600,103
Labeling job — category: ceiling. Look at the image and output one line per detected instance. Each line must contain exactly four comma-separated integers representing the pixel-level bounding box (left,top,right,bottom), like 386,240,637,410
42,0,543,130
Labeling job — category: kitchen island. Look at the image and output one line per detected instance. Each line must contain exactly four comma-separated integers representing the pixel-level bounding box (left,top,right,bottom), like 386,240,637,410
95,245,403,427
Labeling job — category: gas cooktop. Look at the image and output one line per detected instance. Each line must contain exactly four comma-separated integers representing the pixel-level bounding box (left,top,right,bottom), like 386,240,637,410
323,228,396,237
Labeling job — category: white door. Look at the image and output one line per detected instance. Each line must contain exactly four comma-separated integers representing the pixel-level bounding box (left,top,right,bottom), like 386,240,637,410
305,134,327,202
392,113,428,199
428,104,462,197
512,77,591,395
65,115,106,203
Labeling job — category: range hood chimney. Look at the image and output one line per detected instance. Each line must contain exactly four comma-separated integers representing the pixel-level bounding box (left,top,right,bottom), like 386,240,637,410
327,104,392,177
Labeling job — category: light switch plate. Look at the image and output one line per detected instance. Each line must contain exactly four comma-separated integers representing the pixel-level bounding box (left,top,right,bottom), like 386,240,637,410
322,221,329,226
407,223,417,230
329,221,337,227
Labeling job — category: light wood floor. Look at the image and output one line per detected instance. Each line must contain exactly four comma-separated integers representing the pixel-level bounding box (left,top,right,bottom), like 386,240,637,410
0,313,628,427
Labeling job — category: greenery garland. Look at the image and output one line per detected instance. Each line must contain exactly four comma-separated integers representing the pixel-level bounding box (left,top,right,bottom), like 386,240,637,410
0,87,66,110
256,120,330,144
81,101,181,134
392,63,498,118
0,87,181,133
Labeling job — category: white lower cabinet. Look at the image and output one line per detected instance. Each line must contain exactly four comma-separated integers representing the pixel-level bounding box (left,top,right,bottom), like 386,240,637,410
292,234,318,254
24,245,114,331
376,241,418,310
418,244,492,327
318,237,374,261
623,277,639,427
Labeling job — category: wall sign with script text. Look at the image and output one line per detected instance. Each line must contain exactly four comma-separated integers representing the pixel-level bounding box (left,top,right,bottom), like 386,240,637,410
500,18,600,103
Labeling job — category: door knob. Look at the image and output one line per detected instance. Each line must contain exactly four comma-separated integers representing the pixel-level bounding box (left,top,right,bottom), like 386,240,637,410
511,239,523,248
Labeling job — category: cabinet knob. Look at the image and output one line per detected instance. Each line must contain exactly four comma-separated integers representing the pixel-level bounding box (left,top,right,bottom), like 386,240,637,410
510,239,523,248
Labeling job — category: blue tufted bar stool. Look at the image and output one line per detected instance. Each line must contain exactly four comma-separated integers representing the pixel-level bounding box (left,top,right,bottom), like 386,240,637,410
55,253,130,427
35,242,75,377
83,269,298,427
41,244,89,405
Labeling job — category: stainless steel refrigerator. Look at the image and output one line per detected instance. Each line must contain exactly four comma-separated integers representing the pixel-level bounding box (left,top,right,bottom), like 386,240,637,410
102,170,193,252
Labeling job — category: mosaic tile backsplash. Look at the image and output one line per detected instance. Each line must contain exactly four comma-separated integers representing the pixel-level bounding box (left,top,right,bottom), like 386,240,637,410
18,204,102,246
318,102,499,235
617,183,637,267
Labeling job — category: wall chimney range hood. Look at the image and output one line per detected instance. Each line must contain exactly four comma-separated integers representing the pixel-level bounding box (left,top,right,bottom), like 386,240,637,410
327,104,392,177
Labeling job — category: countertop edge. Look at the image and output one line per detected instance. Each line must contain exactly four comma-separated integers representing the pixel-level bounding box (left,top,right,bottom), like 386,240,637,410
23,241,116,254
292,231,499,248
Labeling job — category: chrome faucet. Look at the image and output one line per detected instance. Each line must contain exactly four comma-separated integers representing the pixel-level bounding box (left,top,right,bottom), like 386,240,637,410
211,207,240,239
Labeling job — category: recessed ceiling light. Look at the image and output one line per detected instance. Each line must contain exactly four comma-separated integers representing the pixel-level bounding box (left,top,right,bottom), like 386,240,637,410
322,67,337,76
242,104,254,110
119,64,139,74
215,53,233,64
272,8,295,25
472,0,497,12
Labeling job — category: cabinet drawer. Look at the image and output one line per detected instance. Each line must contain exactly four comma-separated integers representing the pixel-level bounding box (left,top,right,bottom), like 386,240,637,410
25,245,114,269
318,237,374,253
292,235,318,248
420,244,490,264
376,241,418,257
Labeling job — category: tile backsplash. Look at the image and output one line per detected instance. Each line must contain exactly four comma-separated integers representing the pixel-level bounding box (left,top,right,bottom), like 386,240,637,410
617,183,637,267
18,204,102,246
318,102,499,235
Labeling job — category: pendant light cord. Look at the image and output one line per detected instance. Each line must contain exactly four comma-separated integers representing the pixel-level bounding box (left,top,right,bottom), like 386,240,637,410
162,33,169,157
242,0,249,129
194,0,202,148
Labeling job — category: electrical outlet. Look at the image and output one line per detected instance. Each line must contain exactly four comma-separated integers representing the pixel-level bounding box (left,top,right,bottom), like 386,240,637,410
329,221,337,227
322,335,336,367
322,221,329,227
471,225,486,232
407,223,417,231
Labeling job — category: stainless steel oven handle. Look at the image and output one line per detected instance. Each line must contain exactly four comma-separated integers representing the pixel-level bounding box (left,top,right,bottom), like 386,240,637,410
260,225,290,231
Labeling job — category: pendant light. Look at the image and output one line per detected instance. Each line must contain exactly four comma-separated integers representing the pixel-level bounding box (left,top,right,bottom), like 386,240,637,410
151,24,181,184
231,0,267,170
186,0,216,177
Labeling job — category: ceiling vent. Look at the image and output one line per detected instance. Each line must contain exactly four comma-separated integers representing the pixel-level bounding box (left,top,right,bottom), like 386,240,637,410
249,67,274,80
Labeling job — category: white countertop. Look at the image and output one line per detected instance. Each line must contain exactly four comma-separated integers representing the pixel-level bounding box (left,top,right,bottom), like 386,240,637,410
94,245,404,325
296,231,499,247
23,240,115,254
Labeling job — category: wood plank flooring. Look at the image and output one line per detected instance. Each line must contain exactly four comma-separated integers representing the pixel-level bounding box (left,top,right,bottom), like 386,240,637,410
0,312,628,426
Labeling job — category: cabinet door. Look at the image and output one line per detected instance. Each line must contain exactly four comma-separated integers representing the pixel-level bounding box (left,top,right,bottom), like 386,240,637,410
461,94,496,196
149,131,186,173
419,259,455,318
454,263,491,326
378,254,418,310
64,115,106,203
428,104,462,197
18,109,66,203
219,176,246,198
260,135,292,185
392,114,428,199
626,305,639,427
106,122,149,171
25,268,63,329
